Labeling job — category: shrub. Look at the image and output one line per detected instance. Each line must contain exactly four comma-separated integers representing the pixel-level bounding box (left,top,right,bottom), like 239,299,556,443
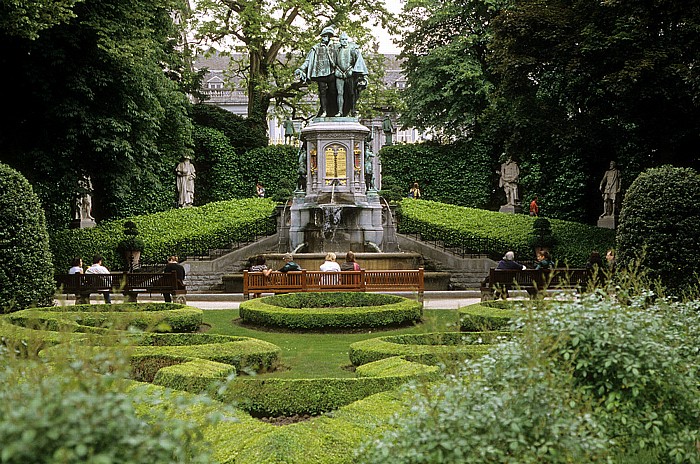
192,125,245,205
190,103,267,154
617,165,700,295
0,348,214,463
459,302,517,332
399,199,615,265
0,163,54,312
239,293,422,330
379,140,492,207
50,198,277,272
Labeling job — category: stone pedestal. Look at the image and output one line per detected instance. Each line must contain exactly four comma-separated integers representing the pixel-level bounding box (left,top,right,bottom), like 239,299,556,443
70,218,96,229
498,204,522,214
597,215,617,229
285,117,396,253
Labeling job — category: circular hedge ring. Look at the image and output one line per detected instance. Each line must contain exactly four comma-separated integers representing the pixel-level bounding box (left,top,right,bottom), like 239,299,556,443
239,292,422,330
349,331,511,366
6,303,203,333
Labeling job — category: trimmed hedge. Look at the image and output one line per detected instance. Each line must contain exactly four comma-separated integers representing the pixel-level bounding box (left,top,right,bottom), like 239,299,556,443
617,165,700,295
127,333,281,374
239,293,422,330
222,359,438,417
350,331,510,366
50,198,277,273
153,359,236,393
7,303,203,333
459,301,518,332
399,199,616,265
0,163,55,312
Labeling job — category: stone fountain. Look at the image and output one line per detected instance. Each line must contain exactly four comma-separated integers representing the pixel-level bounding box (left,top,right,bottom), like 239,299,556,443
277,118,398,253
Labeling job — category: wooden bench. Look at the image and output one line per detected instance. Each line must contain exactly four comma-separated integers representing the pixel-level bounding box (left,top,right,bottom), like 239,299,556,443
480,268,590,301
243,268,425,300
55,272,187,304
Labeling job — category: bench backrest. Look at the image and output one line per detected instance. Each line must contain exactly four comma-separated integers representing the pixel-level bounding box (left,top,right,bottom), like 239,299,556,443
243,269,424,295
56,272,183,293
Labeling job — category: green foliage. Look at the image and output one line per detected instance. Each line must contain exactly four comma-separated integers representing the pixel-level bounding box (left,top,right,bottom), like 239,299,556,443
190,103,267,153
192,125,245,205
222,369,435,417
527,217,558,249
617,165,700,295
358,295,700,463
399,199,615,264
116,221,145,253
240,145,299,202
239,293,422,330
0,347,214,463
459,302,517,332
50,198,277,272
0,163,54,312
10,303,203,333
379,140,492,207
349,331,505,367
0,0,82,39
0,0,195,229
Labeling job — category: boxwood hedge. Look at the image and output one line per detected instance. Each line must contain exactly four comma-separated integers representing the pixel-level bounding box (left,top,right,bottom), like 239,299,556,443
239,293,422,330
399,199,616,266
459,302,518,332
50,198,277,273
7,303,203,333
349,331,510,366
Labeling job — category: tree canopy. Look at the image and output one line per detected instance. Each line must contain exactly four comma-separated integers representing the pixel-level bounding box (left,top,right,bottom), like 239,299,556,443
191,0,398,127
0,0,196,228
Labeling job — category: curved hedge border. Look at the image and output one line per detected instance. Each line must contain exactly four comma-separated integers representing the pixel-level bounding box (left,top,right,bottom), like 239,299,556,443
349,331,510,366
218,358,439,417
7,303,203,333
459,301,518,332
399,199,616,266
239,293,422,330
125,333,281,375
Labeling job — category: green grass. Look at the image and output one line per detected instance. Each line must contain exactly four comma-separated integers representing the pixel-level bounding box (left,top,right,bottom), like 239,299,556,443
202,309,461,379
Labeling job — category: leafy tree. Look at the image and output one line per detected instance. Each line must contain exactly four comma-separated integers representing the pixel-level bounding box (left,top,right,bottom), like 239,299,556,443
192,126,245,204
190,103,267,154
0,163,54,312
398,0,508,137
0,0,82,39
0,0,195,229
191,0,398,128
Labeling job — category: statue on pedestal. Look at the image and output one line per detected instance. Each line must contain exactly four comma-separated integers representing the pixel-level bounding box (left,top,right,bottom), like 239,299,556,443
382,116,394,145
176,155,196,208
599,161,621,218
364,140,376,190
498,156,520,206
295,26,336,117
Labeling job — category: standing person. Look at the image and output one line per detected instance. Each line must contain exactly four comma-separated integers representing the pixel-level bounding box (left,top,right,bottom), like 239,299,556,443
408,182,421,199
529,195,539,216
85,255,111,304
599,161,621,218
277,253,302,272
498,155,520,206
496,251,527,270
256,182,265,198
340,251,361,271
535,251,553,270
68,257,83,274
176,155,196,208
295,26,337,117
163,255,186,303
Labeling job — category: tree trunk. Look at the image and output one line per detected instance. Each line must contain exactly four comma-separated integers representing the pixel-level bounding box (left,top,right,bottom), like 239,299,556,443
247,49,272,137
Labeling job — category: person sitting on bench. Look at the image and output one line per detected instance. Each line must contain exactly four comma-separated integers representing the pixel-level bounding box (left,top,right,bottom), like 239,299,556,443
496,251,527,271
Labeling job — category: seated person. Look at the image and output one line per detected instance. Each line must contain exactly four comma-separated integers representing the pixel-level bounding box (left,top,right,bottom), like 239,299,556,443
535,251,554,270
340,251,361,271
496,251,527,271
277,253,301,273
320,252,341,285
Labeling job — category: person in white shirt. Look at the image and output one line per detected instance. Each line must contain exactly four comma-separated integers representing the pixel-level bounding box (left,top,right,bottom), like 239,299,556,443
85,255,111,303
320,252,341,285
68,257,83,274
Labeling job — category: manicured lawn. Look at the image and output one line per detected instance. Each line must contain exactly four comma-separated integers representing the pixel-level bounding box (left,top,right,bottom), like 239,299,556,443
202,308,461,379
